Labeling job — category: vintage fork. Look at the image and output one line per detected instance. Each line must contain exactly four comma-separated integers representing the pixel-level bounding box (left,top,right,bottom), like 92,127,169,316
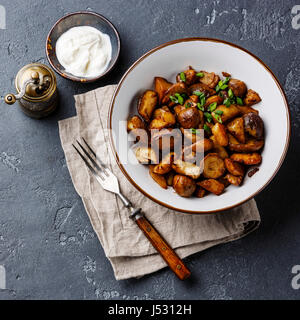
73,138,191,280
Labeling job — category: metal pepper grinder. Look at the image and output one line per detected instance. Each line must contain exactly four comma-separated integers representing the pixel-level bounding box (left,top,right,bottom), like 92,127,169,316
4,63,58,119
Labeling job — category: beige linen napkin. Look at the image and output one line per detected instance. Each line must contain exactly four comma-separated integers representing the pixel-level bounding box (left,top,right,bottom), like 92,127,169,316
58,85,260,280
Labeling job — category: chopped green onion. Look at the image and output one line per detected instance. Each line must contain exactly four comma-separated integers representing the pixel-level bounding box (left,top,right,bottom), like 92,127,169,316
193,90,204,97
203,124,211,134
190,128,199,134
170,95,177,102
214,114,222,123
223,77,230,84
224,98,231,107
204,112,213,123
180,72,186,82
215,84,220,93
228,89,234,98
197,103,204,111
196,72,204,78
208,102,217,112
185,102,192,108
220,84,228,90
177,96,184,105
214,110,223,115
236,97,243,105
218,80,224,87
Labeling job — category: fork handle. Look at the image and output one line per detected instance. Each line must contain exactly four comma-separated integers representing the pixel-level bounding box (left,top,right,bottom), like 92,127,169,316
135,216,191,280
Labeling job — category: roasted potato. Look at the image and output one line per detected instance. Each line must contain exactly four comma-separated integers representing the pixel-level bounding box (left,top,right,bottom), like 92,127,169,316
237,105,259,115
198,179,225,195
153,152,174,175
177,107,201,129
180,127,203,143
154,77,172,103
224,174,243,186
228,79,247,97
172,159,202,179
228,133,239,145
182,138,214,154
228,139,264,152
173,175,196,197
212,123,228,146
230,153,262,165
224,158,245,176
195,186,206,198
189,82,216,97
149,106,176,130
199,71,220,89
127,115,145,132
205,95,224,108
162,82,187,105
243,89,261,106
138,90,158,122
210,136,229,159
149,165,167,189
203,153,226,179
227,117,245,143
243,113,264,140
176,67,198,86
135,147,157,164
212,104,240,123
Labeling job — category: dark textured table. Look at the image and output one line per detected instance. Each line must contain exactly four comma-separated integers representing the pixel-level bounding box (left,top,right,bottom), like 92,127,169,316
0,0,299,300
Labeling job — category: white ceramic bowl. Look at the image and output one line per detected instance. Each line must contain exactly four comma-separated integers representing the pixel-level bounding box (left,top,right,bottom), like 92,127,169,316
109,38,290,214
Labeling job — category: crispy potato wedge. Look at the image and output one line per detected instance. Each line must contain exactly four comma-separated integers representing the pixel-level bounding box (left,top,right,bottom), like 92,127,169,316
149,165,167,189
189,82,216,97
212,123,228,146
230,153,262,165
218,176,231,188
229,139,264,152
237,105,259,115
224,174,243,186
172,159,202,179
243,89,261,106
127,115,145,132
180,127,203,143
173,175,196,197
138,90,158,122
212,104,240,123
153,152,174,175
205,95,224,108
162,82,187,105
154,77,172,103
195,186,206,198
198,179,225,195
203,153,226,179
199,71,220,89
224,158,245,176
135,147,157,164
176,67,198,86
228,79,247,97
149,106,176,130
227,117,245,143
228,133,239,145
210,136,229,159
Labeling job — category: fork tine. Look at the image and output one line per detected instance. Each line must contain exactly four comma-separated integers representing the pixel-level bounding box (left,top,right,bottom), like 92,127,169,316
82,137,108,170
72,144,105,181
76,140,109,177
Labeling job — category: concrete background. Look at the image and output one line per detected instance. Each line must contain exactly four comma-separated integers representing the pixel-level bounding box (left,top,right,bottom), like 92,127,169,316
0,0,299,300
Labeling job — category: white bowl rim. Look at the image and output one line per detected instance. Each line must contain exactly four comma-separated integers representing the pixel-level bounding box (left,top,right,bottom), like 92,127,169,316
108,37,291,214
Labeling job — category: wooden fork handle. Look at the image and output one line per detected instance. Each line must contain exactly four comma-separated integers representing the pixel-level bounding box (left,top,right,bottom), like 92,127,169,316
135,216,191,280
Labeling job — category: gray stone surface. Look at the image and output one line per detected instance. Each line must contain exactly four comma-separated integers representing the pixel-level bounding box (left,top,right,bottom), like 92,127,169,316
0,0,299,300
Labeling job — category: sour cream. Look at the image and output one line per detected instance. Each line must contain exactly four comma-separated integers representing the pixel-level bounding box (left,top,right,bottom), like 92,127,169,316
56,26,112,78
